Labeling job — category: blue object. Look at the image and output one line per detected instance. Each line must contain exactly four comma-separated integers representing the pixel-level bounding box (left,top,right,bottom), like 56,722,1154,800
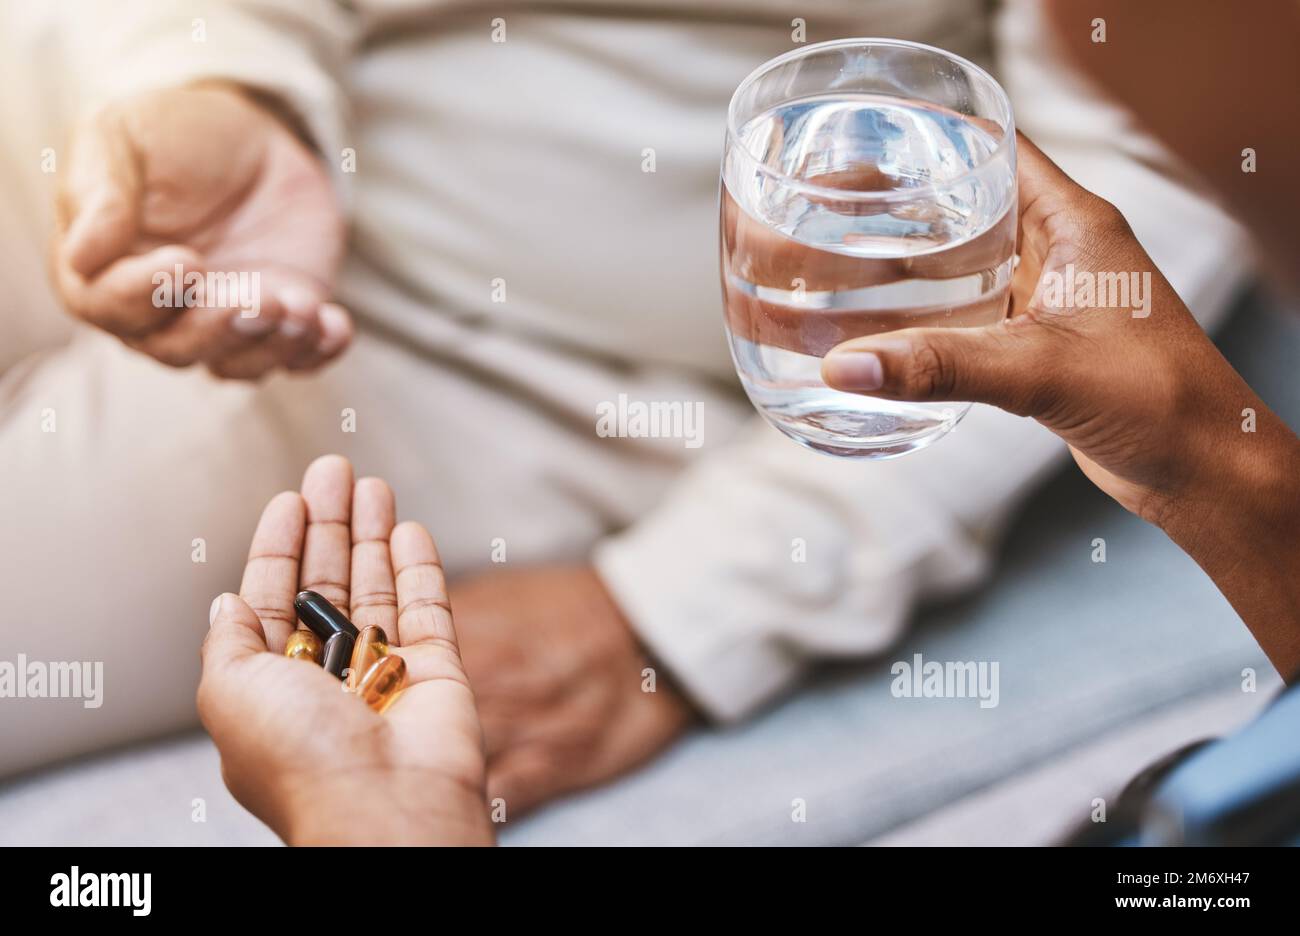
1142,682,1300,846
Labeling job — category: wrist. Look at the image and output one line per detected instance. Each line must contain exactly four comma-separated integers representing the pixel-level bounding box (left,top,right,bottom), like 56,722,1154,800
279,769,495,847
188,79,316,148
1161,419,1300,553
585,564,700,723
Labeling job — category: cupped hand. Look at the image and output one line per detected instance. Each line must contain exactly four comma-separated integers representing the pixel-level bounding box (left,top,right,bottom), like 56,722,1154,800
820,133,1300,676
53,83,352,380
199,455,492,845
820,132,1286,529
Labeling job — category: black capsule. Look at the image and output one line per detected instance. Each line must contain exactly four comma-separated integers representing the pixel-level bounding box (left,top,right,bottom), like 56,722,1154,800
294,590,359,641
321,631,355,680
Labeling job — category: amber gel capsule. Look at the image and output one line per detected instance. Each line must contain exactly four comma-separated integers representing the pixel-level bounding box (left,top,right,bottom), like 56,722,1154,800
321,631,356,680
294,590,360,642
347,625,390,691
356,654,407,714
284,629,323,664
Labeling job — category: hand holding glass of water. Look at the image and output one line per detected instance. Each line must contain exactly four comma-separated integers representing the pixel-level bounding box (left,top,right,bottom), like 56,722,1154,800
721,38,1017,457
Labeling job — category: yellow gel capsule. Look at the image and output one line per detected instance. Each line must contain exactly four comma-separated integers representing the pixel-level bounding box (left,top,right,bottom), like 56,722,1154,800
356,654,406,714
347,625,390,690
284,629,323,664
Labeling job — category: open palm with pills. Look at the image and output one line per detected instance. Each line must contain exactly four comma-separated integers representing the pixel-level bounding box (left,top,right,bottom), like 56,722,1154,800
199,456,493,845
53,83,352,379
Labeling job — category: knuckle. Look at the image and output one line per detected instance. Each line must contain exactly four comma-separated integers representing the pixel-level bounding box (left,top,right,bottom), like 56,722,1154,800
399,595,453,618
1016,329,1089,421
300,583,349,608
351,590,399,612
1021,371,1071,421
247,605,295,628
102,284,146,319
205,361,238,380
101,305,164,340
285,354,326,373
905,342,955,399
1076,197,1134,258
1088,196,1131,233
148,343,198,368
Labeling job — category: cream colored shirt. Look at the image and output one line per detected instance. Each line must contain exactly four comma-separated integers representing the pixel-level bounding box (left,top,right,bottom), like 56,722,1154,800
51,0,1246,719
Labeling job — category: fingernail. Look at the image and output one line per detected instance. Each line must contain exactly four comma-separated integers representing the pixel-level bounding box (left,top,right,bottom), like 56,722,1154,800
277,286,319,339
823,351,884,391
316,302,351,355
231,310,275,336
209,594,224,625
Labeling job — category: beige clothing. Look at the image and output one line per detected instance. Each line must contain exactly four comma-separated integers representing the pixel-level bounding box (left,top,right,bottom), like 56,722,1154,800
0,0,1245,773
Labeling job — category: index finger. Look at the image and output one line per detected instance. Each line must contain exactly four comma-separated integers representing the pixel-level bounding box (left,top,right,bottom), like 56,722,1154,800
1014,131,1093,257
238,490,306,653
52,243,196,338
59,110,142,277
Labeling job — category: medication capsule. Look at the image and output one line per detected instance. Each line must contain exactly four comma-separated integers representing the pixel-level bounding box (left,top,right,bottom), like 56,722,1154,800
294,590,359,642
347,625,390,691
356,654,407,714
284,629,323,664
321,631,355,680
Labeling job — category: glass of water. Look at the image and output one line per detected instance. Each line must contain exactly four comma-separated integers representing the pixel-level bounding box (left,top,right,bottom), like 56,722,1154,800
720,38,1017,458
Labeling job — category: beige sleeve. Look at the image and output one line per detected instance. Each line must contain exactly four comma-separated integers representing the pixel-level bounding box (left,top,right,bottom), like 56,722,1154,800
60,0,357,203
595,0,1251,723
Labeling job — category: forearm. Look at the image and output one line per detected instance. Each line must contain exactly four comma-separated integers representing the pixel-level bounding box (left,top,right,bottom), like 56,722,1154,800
1161,416,1300,680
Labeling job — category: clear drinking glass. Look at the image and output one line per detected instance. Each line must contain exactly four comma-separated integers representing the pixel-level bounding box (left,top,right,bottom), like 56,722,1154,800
720,38,1017,458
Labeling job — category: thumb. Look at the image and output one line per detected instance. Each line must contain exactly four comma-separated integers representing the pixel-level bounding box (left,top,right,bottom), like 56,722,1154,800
59,112,142,277
201,592,269,674
820,320,1056,417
